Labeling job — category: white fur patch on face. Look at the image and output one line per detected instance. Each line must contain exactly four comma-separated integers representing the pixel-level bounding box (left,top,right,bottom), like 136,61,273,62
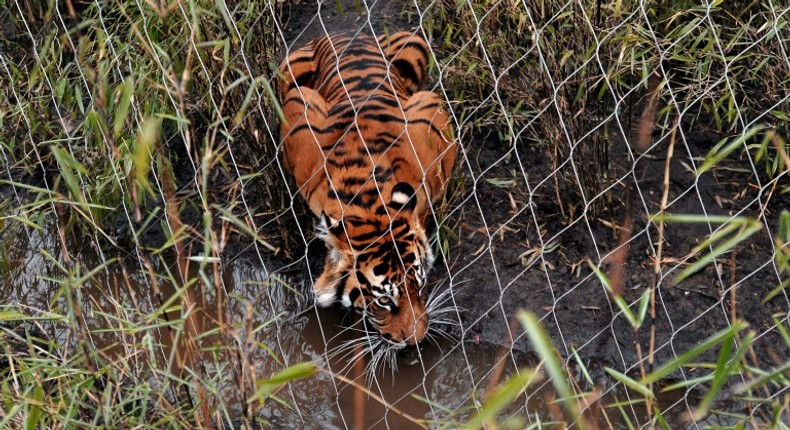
315,290,335,307
328,248,343,264
367,272,386,287
315,215,340,243
340,293,352,308
391,190,411,206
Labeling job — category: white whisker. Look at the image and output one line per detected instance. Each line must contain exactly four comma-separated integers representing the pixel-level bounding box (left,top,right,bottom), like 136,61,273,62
364,340,387,385
428,295,457,310
426,332,447,354
429,328,455,343
429,307,464,318
326,339,361,361
430,317,461,326
339,325,371,334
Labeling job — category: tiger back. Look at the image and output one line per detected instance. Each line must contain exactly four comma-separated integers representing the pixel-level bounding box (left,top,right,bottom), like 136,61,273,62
279,31,456,348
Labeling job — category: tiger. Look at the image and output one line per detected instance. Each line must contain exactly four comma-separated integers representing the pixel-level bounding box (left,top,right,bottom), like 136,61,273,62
278,30,457,349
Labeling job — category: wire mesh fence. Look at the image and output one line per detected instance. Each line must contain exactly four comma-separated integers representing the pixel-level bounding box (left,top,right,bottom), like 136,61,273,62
1,0,789,428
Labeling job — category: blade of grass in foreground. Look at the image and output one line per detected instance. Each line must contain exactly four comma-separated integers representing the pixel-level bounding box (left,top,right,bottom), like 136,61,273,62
690,330,753,420
650,214,761,283
248,362,318,403
133,116,161,195
643,321,748,385
50,145,88,207
518,311,585,427
463,368,539,430
605,367,655,399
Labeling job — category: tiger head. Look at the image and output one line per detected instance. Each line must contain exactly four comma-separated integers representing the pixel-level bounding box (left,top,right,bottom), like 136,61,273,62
313,182,434,348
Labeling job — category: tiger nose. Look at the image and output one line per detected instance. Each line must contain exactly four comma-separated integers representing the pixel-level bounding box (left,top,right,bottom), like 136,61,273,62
404,314,428,345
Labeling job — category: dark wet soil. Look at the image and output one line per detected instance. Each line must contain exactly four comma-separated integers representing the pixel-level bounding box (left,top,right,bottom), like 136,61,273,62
440,126,789,374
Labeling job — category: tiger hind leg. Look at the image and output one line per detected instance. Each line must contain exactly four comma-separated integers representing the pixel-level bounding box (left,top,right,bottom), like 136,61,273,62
402,91,457,206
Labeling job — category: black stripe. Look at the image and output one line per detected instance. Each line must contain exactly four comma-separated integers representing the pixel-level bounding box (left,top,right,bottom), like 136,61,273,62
365,137,395,154
343,176,370,186
376,131,400,140
407,101,441,112
337,57,381,70
373,262,389,276
408,118,446,137
328,187,381,206
284,96,329,117
340,46,387,59
328,97,402,118
290,121,351,135
329,102,355,117
322,140,347,151
379,32,418,48
345,216,377,228
283,96,306,106
350,79,392,94
324,73,388,98
374,166,396,182
365,95,402,108
350,228,386,244
362,113,404,123
354,271,369,287
390,219,410,235
328,156,366,168
357,104,391,116
347,286,362,308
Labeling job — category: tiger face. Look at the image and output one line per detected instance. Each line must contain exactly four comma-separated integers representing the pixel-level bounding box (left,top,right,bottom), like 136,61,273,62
313,191,435,347
278,31,457,351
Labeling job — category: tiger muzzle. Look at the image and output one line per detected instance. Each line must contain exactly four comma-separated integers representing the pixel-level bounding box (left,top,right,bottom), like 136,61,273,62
379,304,428,347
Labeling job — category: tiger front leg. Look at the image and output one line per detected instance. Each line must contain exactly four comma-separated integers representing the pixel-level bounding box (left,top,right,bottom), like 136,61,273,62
280,87,349,307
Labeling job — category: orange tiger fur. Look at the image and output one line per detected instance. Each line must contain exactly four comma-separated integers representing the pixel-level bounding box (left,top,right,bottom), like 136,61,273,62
279,31,456,347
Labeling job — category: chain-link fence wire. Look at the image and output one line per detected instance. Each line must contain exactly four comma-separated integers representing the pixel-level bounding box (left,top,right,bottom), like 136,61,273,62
1,0,789,427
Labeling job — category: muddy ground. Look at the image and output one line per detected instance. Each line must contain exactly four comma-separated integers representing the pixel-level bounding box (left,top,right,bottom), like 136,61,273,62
269,0,790,379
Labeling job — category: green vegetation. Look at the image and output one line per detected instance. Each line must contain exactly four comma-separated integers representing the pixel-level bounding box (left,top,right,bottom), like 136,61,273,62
1,1,297,427
1,0,281,243
420,0,790,428
1,0,789,428
424,0,789,218
424,307,789,428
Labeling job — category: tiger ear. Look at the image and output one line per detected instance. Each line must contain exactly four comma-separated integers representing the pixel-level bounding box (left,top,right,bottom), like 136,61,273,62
389,182,417,213
378,32,429,95
322,213,344,236
314,250,347,307
278,44,317,100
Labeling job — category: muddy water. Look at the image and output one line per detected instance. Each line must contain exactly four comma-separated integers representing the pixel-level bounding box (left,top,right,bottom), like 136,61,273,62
2,221,706,429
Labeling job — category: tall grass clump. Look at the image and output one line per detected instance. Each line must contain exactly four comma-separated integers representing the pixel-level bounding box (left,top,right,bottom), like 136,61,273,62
0,1,320,427
1,0,282,246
